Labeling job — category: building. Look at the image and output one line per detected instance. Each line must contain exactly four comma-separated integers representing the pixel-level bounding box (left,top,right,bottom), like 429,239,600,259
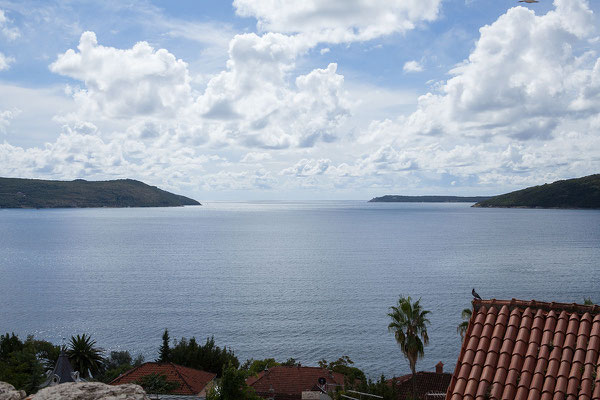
387,362,452,399
446,298,600,400
41,349,85,387
247,365,345,400
110,362,216,399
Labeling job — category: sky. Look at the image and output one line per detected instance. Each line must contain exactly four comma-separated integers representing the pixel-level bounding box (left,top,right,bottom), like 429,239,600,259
0,0,599,200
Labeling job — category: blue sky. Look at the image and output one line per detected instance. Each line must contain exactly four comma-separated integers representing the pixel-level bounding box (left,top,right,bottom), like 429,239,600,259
0,0,598,200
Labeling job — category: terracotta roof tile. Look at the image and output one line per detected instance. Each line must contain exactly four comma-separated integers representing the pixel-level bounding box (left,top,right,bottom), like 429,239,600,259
446,299,600,400
247,366,344,399
110,362,215,395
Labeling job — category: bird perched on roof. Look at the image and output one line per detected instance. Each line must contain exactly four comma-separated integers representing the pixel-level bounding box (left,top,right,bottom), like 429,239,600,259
472,288,482,300
518,0,539,3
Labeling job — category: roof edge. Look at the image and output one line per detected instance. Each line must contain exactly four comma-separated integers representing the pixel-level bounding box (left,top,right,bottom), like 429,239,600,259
473,298,600,315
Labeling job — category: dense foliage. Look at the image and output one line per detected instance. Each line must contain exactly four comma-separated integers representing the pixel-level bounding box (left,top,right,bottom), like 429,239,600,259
206,363,261,400
240,358,280,377
135,372,180,394
160,334,239,377
318,356,366,384
474,174,600,209
98,350,144,383
0,177,200,208
0,333,58,394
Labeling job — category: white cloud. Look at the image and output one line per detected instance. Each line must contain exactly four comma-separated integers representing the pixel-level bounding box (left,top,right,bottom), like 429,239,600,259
281,158,332,176
403,60,423,73
195,33,350,148
233,0,442,43
320,47,330,55
0,108,20,133
50,32,193,120
241,152,272,163
400,0,600,141
0,52,14,71
0,9,20,40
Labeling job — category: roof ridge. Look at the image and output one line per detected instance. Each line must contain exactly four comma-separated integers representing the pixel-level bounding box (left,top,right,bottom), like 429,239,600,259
474,298,600,314
168,362,196,394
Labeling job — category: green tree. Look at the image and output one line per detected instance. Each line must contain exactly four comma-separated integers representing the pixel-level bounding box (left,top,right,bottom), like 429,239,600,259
240,358,279,377
33,339,61,371
206,363,261,400
584,297,595,306
169,336,238,376
158,329,171,362
388,295,430,399
136,373,179,394
318,356,366,385
98,350,137,383
0,334,46,394
280,357,297,366
457,308,472,340
67,334,104,378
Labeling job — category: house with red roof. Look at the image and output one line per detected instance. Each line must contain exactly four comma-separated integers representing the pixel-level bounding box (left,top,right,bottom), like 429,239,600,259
386,362,452,399
246,365,345,400
110,362,216,399
446,298,600,400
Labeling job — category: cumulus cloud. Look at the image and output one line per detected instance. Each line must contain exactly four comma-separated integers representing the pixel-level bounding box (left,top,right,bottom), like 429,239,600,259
0,108,20,133
49,32,349,150
0,9,20,40
0,52,14,71
50,32,192,119
196,32,350,148
241,152,272,163
233,0,442,43
401,0,600,141
281,158,332,176
403,60,423,73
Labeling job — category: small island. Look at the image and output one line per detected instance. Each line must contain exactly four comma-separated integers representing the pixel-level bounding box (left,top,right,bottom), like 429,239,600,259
473,174,600,209
369,195,491,203
0,177,201,208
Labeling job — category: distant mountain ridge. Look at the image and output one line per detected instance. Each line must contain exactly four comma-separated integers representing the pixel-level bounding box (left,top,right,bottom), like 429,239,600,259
369,195,492,203
0,177,200,208
473,174,600,209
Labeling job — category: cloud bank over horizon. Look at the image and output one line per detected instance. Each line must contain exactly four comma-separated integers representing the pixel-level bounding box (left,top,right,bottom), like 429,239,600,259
0,0,598,199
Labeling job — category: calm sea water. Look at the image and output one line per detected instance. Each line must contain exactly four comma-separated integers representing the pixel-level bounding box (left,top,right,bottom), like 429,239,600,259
1,201,599,378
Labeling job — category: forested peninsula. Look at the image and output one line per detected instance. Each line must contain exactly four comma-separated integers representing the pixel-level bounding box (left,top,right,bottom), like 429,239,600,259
0,177,200,208
473,174,600,209
369,195,491,203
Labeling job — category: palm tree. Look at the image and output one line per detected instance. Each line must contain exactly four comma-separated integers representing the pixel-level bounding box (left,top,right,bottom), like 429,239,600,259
457,308,472,340
67,334,104,378
388,295,430,399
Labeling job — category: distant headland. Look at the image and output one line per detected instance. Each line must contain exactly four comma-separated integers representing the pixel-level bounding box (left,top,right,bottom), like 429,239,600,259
0,177,200,208
369,195,492,203
473,174,600,209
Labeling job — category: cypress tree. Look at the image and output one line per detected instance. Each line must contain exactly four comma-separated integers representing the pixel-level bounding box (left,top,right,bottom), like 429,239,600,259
158,329,171,362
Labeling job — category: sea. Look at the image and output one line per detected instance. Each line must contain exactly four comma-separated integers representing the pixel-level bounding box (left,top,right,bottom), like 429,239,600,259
1,201,599,378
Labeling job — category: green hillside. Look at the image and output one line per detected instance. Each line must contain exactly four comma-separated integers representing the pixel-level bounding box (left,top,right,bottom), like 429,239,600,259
0,177,201,208
473,174,600,209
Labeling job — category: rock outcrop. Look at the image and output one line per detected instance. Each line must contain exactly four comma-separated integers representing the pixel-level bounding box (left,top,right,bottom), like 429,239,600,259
0,382,26,400
28,382,149,400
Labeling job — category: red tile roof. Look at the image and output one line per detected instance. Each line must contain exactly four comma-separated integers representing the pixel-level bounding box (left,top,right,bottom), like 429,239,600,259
247,365,345,400
446,299,600,400
387,371,452,399
110,362,216,395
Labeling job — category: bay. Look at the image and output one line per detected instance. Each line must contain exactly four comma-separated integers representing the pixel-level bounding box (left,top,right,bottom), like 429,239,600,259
1,201,599,378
